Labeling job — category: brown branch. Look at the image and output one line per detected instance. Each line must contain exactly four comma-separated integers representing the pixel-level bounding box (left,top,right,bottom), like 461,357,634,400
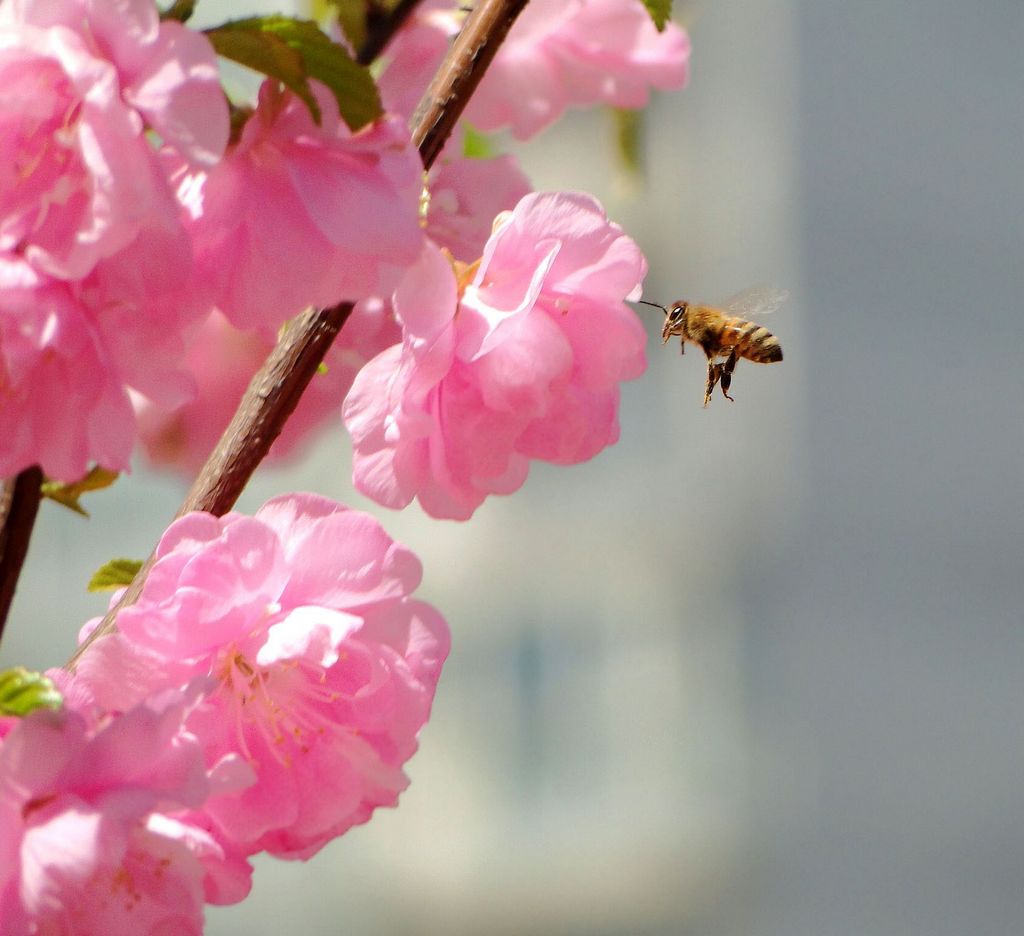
357,0,422,66
68,304,354,667
0,466,43,645
178,306,353,517
68,0,531,668
411,0,530,169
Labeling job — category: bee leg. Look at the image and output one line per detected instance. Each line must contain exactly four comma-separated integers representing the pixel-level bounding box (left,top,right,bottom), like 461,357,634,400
703,360,722,407
720,352,738,402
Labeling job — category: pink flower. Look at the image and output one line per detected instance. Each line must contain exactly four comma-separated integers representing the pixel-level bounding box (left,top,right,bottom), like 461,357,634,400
426,155,533,263
0,271,135,480
470,0,690,138
133,299,401,475
75,494,450,859
382,0,689,140
178,81,425,334
0,0,226,281
377,0,455,120
0,225,205,480
0,687,248,933
343,191,648,519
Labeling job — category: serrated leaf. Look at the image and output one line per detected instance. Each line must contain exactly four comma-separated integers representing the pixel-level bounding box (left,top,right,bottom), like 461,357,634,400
41,466,119,517
206,16,382,131
88,558,144,592
641,0,673,32
0,668,62,717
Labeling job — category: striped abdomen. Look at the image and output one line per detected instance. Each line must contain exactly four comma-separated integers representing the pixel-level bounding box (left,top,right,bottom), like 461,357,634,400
722,316,783,363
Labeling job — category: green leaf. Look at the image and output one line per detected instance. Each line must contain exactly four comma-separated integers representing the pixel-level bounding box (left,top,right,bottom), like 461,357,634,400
228,103,254,145
612,107,644,176
641,0,673,32
88,558,144,593
160,0,196,22
462,125,495,159
292,20,382,129
318,0,410,57
323,0,368,54
0,668,62,717
40,466,119,517
206,16,382,131
207,20,319,121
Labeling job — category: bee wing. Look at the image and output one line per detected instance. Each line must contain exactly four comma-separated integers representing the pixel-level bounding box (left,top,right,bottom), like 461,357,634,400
720,286,790,319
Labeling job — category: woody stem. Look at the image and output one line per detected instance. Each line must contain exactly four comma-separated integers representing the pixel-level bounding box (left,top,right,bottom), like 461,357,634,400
0,467,43,646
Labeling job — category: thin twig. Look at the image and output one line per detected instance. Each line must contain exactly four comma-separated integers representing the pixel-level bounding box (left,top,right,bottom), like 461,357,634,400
0,467,43,645
68,0,531,668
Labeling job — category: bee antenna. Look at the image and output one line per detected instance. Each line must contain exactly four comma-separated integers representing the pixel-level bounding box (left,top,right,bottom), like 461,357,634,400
636,299,668,312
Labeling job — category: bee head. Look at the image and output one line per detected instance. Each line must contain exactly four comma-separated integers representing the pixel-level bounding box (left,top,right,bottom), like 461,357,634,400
662,301,688,345
638,298,689,350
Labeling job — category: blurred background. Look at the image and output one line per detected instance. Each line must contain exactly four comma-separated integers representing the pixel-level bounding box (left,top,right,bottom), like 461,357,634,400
4,0,1024,933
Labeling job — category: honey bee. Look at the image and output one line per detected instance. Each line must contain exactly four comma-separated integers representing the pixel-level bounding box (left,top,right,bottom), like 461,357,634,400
638,287,787,407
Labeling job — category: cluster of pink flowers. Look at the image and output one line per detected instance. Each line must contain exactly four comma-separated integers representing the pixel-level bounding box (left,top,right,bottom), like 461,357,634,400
1,493,449,929
0,0,426,481
136,152,534,473
0,682,252,933
0,0,692,929
0,0,687,484
0,0,226,480
380,0,690,138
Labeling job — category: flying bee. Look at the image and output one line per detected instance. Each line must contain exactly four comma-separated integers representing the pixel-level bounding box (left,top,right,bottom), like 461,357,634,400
638,287,788,407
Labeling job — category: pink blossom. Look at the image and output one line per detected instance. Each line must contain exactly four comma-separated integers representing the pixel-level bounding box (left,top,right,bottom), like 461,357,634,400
426,155,533,263
0,271,135,480
0,0,226,281
377,0,456,120
343,191,648,519
178,81,425,334
0,224,205,480
382,0,689,140
471,0,690,138
75,494,450,859
0,686,248,933
134,299,402,475
84,219,206,414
